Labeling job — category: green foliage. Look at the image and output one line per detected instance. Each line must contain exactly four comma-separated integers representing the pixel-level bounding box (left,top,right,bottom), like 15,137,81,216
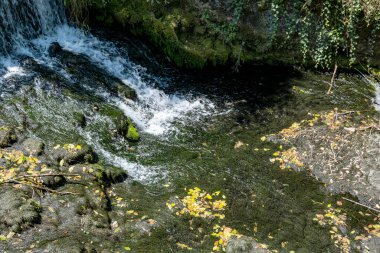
270,0,380,68
201,0,247,43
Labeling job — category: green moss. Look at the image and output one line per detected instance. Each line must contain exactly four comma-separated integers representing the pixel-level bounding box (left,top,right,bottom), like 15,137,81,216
126,124,140,142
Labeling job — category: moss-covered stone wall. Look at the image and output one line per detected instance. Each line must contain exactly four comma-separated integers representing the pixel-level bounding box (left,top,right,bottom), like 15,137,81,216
82,0,380,70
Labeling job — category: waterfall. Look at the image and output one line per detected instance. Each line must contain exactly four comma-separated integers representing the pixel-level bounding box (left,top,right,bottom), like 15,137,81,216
0,0,66,53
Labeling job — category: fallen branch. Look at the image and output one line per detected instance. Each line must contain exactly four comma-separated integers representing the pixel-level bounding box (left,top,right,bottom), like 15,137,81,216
3,179,78,195
328,61,338,94
16,173,80,179
342,197,380,213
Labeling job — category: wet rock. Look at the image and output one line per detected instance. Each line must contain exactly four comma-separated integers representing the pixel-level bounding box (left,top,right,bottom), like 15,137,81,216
0,189,41,233
115,115,131,137
50,145,98,165
226,236,270,253
41,175,66,189
0,126,17,147
115,115,140,142
20,138,45,156
48,42,63,57
117,83,137,101
73,112,87,128
103,166,128,184
21,56,39,68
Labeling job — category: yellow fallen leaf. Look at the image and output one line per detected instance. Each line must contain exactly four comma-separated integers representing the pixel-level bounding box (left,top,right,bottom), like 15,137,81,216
234,141,244,149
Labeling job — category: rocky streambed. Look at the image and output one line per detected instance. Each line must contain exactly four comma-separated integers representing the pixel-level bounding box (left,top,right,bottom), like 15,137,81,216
0,24,380,253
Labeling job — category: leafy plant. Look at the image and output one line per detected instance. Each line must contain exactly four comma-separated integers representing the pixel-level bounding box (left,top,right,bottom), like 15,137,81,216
270,0,380,68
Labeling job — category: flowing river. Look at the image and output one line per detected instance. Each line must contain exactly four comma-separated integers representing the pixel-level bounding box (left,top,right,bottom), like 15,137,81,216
0,1,379,252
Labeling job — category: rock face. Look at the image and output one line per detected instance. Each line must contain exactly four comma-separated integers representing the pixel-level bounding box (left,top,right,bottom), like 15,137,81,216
86,0,380,69
226,236,270,253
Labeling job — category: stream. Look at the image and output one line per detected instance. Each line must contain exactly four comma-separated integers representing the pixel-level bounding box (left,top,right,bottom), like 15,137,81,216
0,1,379,252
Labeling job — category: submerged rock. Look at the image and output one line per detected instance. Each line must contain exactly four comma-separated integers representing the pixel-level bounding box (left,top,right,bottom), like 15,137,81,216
73,112,87,128
48,42,138,101
117,83,137,101
48,42,63,57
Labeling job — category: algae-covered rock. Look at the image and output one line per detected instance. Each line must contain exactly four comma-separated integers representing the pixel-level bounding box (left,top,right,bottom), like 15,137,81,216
117,83,137,101
126,124,140,142
0,126,17,147
114,115,140,142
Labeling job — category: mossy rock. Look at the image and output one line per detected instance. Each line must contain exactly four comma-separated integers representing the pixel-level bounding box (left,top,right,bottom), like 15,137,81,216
115,115,132,137
117,83,137,101
126,124,140,142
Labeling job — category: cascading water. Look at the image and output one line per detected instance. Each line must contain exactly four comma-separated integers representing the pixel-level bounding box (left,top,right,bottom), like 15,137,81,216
0,0,66,53
0,0,215,182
